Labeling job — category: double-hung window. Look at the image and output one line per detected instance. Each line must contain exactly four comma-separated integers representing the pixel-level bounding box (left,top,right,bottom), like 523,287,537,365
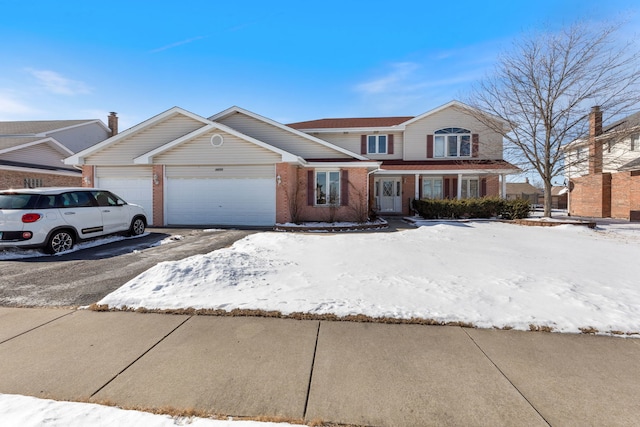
461,178,479,199
631,134,640,151
316,171,340,205
434,128,471,157
422,178,443,199
367,135,387,154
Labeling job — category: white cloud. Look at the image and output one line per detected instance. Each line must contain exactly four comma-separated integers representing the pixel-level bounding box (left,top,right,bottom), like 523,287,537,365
0,92,36,116
150,36,206,53
27,69,92,95
355,62,420,95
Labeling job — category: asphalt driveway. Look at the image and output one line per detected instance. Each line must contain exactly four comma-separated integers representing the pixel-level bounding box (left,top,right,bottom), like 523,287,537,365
0,228,254,307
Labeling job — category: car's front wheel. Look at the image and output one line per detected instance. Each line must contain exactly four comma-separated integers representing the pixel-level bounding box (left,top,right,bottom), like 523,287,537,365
128,217,146,236
46,230,74,254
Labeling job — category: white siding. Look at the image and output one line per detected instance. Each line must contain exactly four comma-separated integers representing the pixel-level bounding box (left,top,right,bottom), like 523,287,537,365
165,165,274,179
154,130,281,165
1,143,70,168
85,114,206,165
603,137,640,172
95,166,153,178
218,112,348,159
404,106,504,161
311,132,404,160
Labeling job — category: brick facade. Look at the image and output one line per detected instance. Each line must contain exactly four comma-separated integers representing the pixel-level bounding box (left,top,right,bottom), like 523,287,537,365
81,165,94,187
277,165,371,224
570,173,612,218
152,165,164,226
0,170,81,190
610,171,640,220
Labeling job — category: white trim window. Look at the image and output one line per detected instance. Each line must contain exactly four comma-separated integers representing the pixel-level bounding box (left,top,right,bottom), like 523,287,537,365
367,135,387,154
422,177,443,199
23,178,43,188
316,171,340,205
631,134,640,151
461,177,479,199
434,128,471,157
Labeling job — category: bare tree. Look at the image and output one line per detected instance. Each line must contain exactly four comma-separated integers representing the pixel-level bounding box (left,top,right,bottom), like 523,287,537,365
467,21,640,217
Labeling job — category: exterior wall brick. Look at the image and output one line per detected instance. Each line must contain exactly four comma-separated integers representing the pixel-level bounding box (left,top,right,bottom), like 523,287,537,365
152,165,164,226
275,163,298,224
401,175,415,215
485,175,500,197
570,173,612,217
609,171,640,220
0,170,81,190
81,165,94,187
294,167,370,223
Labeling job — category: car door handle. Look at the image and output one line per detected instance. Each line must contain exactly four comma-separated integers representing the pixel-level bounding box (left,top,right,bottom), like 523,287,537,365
64,212,75,215
102,209,111,213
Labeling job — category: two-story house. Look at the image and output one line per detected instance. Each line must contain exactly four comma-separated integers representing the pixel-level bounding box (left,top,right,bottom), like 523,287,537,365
562,106,640,221
289,100,518,217
65,101,518,226
1,114,117,189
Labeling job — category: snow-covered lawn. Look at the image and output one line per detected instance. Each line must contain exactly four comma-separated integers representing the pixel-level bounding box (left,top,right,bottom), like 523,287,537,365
0,393,304,427
97,220,640,337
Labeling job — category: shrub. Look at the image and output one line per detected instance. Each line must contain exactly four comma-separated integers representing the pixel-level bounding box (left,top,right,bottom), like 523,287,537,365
500,198,531,220
412,197,530,220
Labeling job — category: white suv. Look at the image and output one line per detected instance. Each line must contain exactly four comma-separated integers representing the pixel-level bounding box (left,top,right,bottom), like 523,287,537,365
0,187,147,254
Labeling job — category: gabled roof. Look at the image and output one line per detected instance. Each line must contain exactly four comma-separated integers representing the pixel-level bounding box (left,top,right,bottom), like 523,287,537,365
65,107,211,165
0,120,103,136
0,137,73,156
505,182,542,195
563,110,640,151
287,100,506,132
602,111,640,134
619,157,640,172
209,106,368,160
133,122,300,164
551,186,568,196
288,116,413,130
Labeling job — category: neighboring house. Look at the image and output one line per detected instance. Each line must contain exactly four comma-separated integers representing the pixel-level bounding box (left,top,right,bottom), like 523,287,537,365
65,101,518,227
550,186,568,210
0,113,117,189
505,179,542,205
562,106,640,220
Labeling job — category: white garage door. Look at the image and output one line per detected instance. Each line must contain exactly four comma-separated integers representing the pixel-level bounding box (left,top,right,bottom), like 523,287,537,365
96,174,153,225
165,165,276,226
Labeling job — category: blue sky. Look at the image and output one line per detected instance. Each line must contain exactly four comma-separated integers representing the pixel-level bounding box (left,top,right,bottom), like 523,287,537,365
0,0,638,130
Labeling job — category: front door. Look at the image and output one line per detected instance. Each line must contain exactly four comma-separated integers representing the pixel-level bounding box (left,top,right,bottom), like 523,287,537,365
376,178,402,212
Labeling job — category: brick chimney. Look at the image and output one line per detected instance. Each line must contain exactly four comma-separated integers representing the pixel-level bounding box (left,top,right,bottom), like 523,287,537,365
588,106,603,174
108,112,118,137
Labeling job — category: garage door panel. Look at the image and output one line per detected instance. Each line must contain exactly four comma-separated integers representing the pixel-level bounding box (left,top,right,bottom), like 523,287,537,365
166,178,275,226
96,178,153,225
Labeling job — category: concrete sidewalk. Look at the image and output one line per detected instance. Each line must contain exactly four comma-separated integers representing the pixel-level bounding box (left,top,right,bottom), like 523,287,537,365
0,308,639,426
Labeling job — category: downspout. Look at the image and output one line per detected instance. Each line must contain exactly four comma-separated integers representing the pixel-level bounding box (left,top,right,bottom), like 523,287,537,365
367,167,381,216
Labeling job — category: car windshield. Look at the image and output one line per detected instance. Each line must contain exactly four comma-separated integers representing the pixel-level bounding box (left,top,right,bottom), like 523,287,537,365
0,193,39,209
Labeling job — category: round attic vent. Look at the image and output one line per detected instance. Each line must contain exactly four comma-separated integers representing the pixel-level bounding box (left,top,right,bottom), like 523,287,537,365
210,134,224,147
